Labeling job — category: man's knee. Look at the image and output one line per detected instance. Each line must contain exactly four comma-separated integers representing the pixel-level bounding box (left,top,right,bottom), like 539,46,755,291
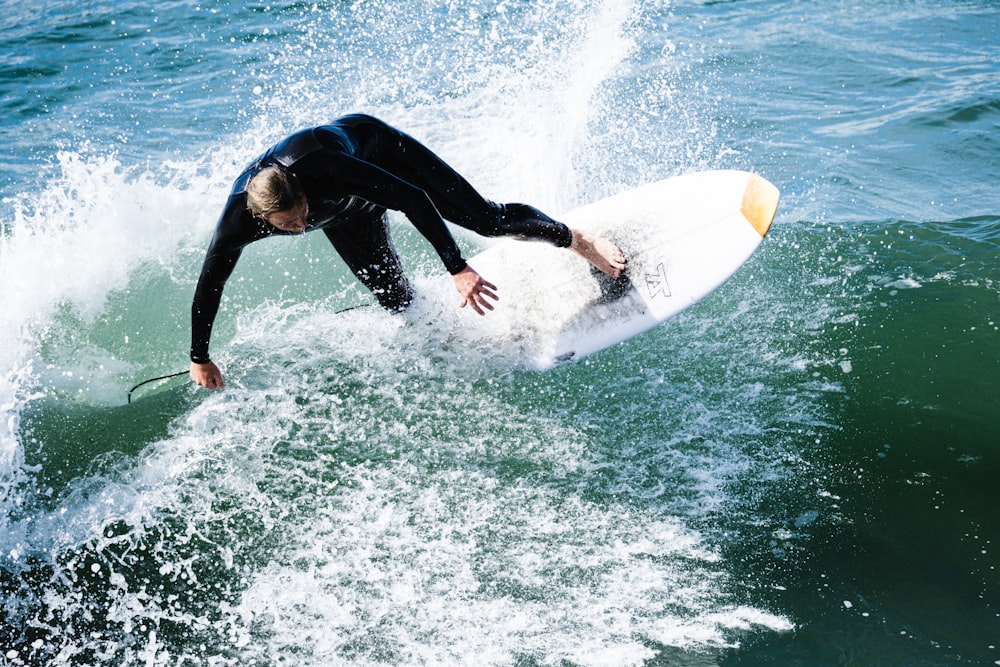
356,265,413,312
375,283,413,312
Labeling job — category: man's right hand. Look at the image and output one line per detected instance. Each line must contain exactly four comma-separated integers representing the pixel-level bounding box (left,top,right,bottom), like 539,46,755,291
190,361,225,390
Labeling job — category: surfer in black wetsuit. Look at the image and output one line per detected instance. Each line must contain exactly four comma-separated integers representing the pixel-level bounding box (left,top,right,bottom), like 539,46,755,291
190,114,626,389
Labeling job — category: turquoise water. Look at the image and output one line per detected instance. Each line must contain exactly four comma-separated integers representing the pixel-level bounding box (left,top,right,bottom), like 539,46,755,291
2,1,998,664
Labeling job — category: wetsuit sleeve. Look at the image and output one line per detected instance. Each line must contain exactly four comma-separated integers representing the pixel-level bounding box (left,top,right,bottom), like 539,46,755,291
308,153,468,274
190,194,259,363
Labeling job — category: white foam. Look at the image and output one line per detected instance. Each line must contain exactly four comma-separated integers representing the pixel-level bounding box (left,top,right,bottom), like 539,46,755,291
0,288,796,662
0,1,808,662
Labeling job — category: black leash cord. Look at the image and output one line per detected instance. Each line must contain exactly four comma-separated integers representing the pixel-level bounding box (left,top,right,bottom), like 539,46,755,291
127,370,188,403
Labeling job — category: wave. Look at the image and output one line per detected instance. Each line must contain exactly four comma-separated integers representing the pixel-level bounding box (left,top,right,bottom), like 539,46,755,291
0,1,807,664
5,0,998,662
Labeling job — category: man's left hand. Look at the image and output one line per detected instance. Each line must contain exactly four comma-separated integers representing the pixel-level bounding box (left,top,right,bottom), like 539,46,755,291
452,265,498,316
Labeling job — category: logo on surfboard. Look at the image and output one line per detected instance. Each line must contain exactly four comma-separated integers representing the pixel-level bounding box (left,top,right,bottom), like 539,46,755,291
645,262,672,299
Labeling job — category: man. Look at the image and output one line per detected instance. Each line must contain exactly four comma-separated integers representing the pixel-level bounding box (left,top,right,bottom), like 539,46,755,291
190,114,626,389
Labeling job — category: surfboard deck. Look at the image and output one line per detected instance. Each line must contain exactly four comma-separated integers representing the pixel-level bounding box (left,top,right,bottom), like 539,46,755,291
435,170,779,369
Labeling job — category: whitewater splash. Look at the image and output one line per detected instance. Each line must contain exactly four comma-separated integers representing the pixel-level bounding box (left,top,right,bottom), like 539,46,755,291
0,151,223,466
0,1,813,664
2,295,797,665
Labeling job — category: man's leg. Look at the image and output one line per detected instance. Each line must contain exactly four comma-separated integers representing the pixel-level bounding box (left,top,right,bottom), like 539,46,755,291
355,117,622,276
323,214,413,311
372,124,573,247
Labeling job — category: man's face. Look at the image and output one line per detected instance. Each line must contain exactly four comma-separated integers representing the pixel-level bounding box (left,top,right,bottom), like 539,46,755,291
266,201,309,232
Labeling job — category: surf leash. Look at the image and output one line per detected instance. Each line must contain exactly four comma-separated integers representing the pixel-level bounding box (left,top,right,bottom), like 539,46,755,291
127,370,188,403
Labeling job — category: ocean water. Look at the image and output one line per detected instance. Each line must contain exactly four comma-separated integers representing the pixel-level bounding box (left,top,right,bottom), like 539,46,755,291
1,0,998,665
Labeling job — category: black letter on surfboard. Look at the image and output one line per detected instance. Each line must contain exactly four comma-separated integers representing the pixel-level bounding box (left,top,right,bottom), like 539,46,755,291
645,262,671,299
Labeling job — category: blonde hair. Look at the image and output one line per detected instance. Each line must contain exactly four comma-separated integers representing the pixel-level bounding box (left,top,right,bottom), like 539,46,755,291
246,166,305,219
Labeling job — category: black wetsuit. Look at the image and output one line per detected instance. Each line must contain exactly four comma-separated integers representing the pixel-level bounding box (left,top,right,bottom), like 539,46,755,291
191,114,573,364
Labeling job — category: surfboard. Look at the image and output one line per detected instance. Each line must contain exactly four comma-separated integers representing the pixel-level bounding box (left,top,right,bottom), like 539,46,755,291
440,169,779,369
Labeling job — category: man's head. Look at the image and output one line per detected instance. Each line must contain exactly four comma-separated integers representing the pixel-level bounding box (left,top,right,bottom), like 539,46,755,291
246,166,309,232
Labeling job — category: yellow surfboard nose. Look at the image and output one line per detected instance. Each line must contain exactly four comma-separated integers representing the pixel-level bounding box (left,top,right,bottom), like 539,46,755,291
741,173,780,237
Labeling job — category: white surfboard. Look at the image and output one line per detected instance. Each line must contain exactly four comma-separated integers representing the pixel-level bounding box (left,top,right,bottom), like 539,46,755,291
439,170,779,369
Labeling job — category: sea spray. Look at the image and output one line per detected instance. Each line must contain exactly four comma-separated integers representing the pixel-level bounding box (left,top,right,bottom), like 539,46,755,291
6,0,950,663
